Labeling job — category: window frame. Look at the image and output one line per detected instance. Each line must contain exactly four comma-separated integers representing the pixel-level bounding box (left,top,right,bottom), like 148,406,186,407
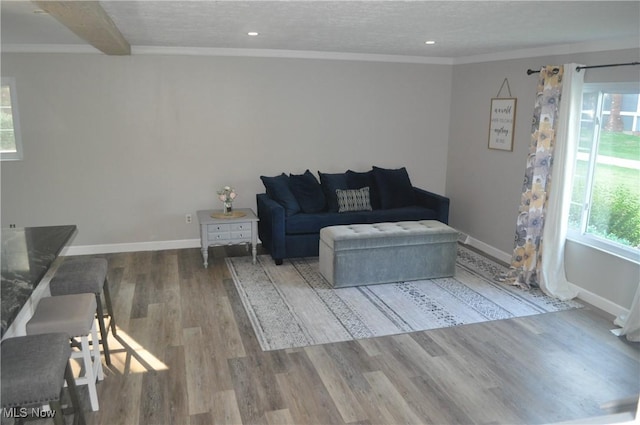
566,81,640,264
1,77,24,161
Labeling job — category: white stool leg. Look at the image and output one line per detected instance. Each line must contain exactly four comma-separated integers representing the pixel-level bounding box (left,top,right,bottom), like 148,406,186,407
91,320,104,381
80,334,99,411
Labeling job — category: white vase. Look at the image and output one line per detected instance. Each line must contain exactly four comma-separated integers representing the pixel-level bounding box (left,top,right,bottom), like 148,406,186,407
223,201,233,215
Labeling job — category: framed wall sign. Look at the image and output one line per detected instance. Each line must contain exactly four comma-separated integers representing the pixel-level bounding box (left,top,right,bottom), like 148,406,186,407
488,98,517,151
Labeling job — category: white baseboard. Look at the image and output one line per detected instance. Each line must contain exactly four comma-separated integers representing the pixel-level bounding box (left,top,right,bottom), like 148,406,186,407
60,239,201,256
567,283,629,319
463,235,512,264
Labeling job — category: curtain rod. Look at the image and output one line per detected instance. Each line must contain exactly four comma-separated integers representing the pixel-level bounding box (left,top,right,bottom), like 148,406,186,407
526,61,640,75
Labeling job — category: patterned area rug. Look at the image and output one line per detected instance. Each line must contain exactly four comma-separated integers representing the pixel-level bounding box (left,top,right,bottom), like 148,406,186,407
226,245,582,351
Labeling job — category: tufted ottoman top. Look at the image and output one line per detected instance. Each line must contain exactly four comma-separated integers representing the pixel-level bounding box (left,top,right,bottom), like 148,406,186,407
320,220,458,251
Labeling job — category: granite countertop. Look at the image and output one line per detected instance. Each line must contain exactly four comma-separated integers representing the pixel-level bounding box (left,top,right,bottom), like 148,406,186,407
1,225,77,336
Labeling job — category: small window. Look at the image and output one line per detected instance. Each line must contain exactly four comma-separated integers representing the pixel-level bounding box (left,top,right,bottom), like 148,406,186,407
1,77,23,161
568,82,640,263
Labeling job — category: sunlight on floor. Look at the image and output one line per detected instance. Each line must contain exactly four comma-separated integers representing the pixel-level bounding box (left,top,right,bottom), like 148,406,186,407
72,325,169,375
107,326,168,373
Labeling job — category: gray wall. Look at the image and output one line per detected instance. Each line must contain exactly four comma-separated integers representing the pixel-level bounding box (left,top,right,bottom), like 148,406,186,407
1,53,452,245
2,48,638,311
447,48,640,310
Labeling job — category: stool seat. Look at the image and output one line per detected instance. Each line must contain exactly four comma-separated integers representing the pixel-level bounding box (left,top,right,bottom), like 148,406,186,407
1,333,70,408
50,258,108,296
1,332,86,425
49,257,116,366
27,294,97,337
27,294,104,411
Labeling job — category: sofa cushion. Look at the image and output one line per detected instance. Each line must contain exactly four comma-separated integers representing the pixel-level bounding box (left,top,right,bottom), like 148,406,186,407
372,166,416,209
285,206,438,235
346,169,381,210
361,206,438,224
336,187,372,212
289,170,326,213
318,172,349,213
260,173,301,216
286,210,374,235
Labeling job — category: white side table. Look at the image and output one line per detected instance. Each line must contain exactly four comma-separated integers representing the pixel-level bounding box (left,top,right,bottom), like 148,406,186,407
196,208,259,268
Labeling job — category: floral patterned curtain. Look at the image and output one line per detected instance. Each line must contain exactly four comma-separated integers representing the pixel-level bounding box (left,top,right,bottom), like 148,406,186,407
505,65,564,289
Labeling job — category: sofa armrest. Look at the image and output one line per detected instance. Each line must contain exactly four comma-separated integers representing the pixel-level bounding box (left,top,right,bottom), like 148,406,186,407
256,193,286,263
413,187,450,224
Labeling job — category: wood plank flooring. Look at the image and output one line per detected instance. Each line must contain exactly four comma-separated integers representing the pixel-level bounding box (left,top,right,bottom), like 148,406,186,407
68,247,639,424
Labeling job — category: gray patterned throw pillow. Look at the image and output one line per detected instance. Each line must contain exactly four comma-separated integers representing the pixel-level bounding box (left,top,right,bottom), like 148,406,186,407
336,187,373,212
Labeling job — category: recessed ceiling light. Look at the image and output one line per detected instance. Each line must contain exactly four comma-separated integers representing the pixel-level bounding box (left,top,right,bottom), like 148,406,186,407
33,9,48,14
425,40,436,45
247,32,259,36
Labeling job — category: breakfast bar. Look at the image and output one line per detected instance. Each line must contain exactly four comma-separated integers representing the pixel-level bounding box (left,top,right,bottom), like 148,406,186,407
1,225,77,337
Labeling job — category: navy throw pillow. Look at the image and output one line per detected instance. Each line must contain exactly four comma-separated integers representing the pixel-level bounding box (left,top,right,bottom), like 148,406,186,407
260,173,301,216
346,169,380,210
318,171,349,213
289,170,326,213
372,166,416,209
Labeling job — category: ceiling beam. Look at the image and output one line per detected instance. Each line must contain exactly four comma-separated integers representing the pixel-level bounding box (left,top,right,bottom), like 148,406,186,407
32,1,130,55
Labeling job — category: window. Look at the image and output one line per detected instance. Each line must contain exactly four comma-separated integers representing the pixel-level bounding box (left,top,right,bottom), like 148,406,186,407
1,77,23,161
568,82,640,262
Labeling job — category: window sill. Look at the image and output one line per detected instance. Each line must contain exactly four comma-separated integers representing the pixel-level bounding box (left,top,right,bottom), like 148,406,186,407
566,231,640,265
0,156,23,161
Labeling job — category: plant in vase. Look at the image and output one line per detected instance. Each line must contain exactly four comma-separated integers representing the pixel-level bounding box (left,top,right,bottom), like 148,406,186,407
217,186,237,215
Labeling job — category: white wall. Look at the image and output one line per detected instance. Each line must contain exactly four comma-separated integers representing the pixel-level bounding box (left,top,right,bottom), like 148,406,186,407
0,53,452,246
447,48,640,311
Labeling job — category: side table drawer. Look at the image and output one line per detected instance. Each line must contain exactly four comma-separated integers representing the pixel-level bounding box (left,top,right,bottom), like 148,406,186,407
230,231,250,240
231,222,250,231
208,232,231,241
207,223,230,233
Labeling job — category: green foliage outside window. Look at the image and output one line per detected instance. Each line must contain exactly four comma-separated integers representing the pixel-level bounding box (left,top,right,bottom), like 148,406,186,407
569,129,640,250
588,185,640,247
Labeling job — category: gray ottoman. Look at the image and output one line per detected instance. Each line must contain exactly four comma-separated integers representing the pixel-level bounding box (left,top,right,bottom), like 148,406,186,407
319,220,458,288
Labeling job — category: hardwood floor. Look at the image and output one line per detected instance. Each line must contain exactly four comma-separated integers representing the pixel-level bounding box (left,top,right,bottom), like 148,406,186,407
71,246,639,425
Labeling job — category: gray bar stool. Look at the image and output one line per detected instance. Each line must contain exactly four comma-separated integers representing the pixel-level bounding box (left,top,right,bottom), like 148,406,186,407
27,293,104,411
50,257,117,365
1,332,86,425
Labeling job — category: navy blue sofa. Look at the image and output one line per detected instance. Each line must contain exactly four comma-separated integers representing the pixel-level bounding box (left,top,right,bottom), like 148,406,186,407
257,167,450,265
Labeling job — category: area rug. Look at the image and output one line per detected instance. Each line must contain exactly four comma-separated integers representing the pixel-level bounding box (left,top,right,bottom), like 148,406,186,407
226,245,582,351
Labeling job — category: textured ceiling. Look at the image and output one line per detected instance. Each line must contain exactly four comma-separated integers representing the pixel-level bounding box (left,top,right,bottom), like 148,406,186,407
2,1,639,60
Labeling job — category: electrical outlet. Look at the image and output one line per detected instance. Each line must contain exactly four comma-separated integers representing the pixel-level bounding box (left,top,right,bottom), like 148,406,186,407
185,214,192,224
9,224,16,228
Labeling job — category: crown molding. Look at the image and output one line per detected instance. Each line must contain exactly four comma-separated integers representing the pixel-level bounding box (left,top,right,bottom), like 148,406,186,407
2,37,637,66
0,43,452,64
1,43,101,54
131,46,455,64
453,37,640,65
